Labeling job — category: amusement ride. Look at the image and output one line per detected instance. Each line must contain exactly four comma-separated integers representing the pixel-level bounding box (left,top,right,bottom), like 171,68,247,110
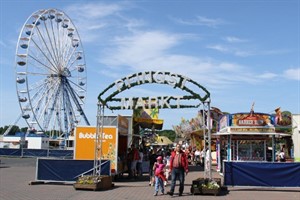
10,8,90,139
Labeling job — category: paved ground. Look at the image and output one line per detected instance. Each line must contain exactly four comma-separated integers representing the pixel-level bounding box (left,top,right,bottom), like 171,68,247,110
0,157,299,200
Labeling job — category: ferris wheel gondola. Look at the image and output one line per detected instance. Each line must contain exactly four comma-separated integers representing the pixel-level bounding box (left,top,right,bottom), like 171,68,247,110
15,8,90,138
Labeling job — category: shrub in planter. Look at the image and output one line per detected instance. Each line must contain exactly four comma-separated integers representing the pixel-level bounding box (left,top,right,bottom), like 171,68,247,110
201,179,221,196
74,175,112,191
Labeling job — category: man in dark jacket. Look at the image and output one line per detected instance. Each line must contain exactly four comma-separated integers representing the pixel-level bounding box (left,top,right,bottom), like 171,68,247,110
167,144,189,196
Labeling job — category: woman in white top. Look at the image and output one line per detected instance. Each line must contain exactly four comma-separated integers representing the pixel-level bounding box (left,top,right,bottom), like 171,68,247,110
163,151,171,186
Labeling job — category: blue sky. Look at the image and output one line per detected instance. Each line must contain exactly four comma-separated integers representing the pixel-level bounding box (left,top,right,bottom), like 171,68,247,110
0,0,299,130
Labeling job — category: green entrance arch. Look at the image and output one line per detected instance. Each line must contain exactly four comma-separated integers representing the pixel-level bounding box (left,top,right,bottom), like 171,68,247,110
98,71,210,110
95,71,213,179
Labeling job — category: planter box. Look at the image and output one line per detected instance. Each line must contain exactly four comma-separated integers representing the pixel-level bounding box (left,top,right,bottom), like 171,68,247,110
190,187,202,195
191,178,221,186
73,176,113,191
191,178,205,195
201,188,221,196
190,178,221,196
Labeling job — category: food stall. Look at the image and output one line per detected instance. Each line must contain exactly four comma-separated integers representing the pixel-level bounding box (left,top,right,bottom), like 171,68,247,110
214,109,299,187
216,109,292,166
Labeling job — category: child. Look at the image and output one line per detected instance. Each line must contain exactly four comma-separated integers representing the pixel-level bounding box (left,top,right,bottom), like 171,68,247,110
153,156,166,196
163,152,171,186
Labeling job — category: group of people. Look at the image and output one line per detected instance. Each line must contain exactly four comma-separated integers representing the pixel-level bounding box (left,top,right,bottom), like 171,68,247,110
125,143,196,196
191,148,206,166
126,144,144,179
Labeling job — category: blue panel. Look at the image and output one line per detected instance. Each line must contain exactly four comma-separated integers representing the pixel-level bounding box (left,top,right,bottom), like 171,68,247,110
37,159,110,182
0,148,21,156
49,150,73,158
0,148,73,158
224,161,300,187
23,149,48,157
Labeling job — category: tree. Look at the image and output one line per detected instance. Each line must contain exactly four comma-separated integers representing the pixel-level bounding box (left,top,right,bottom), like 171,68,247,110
20,127,28,133
157,129,176,142
0,125,23,135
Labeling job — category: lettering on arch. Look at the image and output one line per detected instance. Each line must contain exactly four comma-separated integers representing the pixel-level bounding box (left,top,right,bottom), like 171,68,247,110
98,71,210,110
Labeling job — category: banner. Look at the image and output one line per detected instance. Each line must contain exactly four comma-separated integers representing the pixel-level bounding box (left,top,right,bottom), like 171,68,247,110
224,161,300,187
36,159,110,182
74,126,118,173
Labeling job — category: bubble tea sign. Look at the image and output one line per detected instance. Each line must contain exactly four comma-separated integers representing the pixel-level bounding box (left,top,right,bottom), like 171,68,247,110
74,126,118,171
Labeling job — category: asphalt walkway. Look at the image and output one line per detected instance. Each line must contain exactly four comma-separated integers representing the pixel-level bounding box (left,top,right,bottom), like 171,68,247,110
0,157,299,200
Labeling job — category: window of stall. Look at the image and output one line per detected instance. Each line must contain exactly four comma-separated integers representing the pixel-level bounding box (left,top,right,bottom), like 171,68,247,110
233,140,266,161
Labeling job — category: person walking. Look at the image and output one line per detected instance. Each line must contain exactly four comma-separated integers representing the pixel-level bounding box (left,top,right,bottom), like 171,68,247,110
194,148,201,165
126,147,132,178
200,147,205,167
130,144,140,179
167,144,189,196
137,148,144,177
153,156,166,196
163,150,171,186
149,148,157,186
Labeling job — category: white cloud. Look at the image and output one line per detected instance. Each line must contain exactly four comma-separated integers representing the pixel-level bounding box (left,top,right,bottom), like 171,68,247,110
196,16,225,27
63,1,295,92
87,24,107,31
117,14,146,33
234,50,254,57
171,15,226,28
64,2,135,43
97,69,123,79
100,31,181,66
208,37,288,57
223,36,247,43
258,72,278,79
261,49,291,55
207,44,253,57
207,45,229,53
208,43,289,57
96,30,262,90
66,2,124,19
283,68,300,80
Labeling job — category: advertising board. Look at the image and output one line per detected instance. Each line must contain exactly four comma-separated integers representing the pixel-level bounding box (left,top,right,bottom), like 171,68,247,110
74,126,118,173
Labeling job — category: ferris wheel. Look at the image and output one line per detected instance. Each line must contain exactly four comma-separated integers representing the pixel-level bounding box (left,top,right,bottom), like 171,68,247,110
15,8,90,138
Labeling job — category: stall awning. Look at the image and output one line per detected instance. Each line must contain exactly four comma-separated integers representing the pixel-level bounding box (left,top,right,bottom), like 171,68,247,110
214,132,291,137
215,132,278,136
133,117,164,130
216,126,292,137
151,136,173,146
